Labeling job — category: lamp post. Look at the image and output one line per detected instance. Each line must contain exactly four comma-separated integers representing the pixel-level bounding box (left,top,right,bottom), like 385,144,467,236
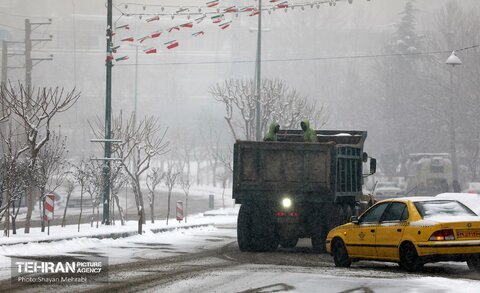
254,0,262,141
445,50,462,188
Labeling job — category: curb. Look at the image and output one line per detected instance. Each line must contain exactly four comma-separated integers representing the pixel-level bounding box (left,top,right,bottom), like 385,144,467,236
0,223,214,246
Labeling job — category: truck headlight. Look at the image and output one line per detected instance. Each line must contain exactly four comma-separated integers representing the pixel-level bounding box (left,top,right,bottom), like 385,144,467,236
282,198,292,208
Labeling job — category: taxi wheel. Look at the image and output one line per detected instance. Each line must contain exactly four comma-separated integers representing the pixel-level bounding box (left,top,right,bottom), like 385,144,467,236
332,238,351,267
467,256,480,272
399,242,424,272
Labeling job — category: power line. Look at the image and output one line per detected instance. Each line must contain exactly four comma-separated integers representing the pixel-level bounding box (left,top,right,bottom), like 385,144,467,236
114,44,479,67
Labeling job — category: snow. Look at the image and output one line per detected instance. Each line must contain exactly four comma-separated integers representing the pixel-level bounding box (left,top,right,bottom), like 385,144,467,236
435,193,480,215
0,207,239,281
152,265,480,293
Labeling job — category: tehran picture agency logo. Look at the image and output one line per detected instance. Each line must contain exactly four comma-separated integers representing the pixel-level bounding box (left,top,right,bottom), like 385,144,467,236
11,256,108,284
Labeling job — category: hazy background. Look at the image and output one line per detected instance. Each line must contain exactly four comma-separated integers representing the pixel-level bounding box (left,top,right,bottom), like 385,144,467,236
1,0,480,183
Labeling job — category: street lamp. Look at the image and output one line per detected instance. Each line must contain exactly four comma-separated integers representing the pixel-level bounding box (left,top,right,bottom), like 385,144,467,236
445,50,462,189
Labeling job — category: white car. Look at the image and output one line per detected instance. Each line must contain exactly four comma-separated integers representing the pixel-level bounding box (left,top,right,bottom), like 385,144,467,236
435,192,480,215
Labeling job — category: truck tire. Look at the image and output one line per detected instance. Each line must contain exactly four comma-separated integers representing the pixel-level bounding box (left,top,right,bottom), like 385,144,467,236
237,203,254,251
238,202,277,252
280,238,298,249
310,204,327,253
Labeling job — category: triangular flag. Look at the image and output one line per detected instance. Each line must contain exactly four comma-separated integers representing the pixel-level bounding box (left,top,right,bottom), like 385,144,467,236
177,7,189,14
151,31,162,38
106,53,114,62
146,16,160,22
206,0,219,7
277,1,288,8
111,45,120,53
180,22,193,28
138,36,150,43
195,15,206,24
219,21,232,30
223,6,237,13
211,14,224,24
115,24,130,30
168,26,180,33
249,10,260,16
164,40,179,49
115,56,129,62
192,31,205,37
121,37,134,42
144,48,157,54
241,7,255,12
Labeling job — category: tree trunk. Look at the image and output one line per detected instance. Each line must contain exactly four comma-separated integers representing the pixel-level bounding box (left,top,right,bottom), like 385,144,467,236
78,185,83,232
112,192,125,225
150,192,155,224
138,207,143,235
24,186,34,234
138,190,146,225
166,190,172,225
62,192,72,227
185,193,188,223
196,161,201,185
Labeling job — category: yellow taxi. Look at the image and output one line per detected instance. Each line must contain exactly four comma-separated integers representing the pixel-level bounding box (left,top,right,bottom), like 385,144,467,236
326,197,480,271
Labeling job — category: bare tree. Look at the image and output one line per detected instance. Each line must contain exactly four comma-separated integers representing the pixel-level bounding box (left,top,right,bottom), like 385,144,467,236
179,174,191,223
92,113,168,234
0,121,29,236
35,129,69,232
210,78,328,141
109,161,127,225
164,162,179,225
72,161,88,232
146,167,163,223
61,176,75,227
0,83,80,233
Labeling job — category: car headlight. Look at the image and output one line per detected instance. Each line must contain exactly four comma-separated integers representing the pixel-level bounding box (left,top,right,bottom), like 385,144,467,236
282,198,292,208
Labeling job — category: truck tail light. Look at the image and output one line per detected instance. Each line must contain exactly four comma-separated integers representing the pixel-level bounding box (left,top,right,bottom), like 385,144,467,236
429,229,455,241
275,212,299,217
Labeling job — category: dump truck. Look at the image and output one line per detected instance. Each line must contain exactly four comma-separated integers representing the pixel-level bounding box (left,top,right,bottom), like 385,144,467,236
405,153,453,196
233,129,376,252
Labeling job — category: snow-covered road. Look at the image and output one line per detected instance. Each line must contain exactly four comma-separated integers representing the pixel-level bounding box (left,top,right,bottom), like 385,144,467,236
1,210,480,292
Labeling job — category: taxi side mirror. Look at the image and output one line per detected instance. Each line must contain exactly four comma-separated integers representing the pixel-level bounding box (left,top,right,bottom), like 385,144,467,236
350,215,359,224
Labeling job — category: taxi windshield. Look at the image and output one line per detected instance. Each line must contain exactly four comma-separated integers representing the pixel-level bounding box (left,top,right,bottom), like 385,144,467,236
414,200,477,219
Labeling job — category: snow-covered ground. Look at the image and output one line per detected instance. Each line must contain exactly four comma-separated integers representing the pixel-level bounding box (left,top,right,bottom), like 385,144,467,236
0,207,239,281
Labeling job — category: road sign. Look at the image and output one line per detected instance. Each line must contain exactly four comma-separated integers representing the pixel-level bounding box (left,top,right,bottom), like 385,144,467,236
44,194,55,221
176,201,183,222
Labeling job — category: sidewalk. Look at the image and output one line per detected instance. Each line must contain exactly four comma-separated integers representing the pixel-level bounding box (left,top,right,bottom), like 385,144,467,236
0,207,239,246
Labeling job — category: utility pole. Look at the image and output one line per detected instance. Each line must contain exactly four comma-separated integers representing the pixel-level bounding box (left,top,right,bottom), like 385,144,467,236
1,40,7,86
103,0,113,225
24,18,53,92
254,0,262,141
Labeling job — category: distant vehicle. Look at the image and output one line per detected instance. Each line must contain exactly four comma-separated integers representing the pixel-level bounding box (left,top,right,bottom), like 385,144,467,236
436,192,480,215
326,197,480,272
463,182,480,194
233,129,376,252
376,182,399,189
373,187,403,201
405,153,453,196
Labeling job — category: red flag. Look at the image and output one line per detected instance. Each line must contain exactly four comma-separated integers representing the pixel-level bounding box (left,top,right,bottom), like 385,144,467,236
168,26,180,33
249,10,260,16
277,2,288,9
241,7,255,12
181,22,193,28
219,21,232,30
151,31,162,38
144,48,157,54
192,31,205,37
224,6,237,13
206,0,219,7
121,37,134,42
138,36,150,43
146,16,160,22
165,40,179,49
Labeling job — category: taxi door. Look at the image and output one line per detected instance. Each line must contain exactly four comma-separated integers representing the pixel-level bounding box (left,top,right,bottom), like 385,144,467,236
345,202,390,258
375,202,408,259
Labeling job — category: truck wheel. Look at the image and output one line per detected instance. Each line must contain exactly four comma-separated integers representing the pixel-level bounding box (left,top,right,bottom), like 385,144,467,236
332,238,351,267
280,238,298,249
250,202,278,252
237,203,253,251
